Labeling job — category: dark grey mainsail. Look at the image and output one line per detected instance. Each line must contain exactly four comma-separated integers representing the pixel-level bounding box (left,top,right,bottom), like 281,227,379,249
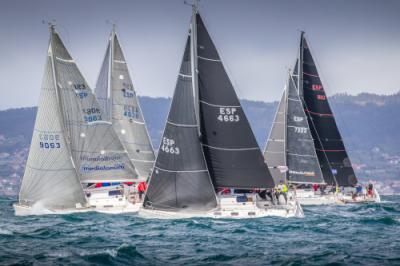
286,74,324,184
264,90,287,185
144,36,217,211
196,14,274,189
95,30,156,180
298,33,357,187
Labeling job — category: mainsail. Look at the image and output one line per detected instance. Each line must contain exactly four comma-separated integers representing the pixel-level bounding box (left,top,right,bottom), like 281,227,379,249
95,29,155,180
264,73,324,185
19,27,87,209
195,14,274,189
51,30,138,184
298,33,357,187
144,36,217,211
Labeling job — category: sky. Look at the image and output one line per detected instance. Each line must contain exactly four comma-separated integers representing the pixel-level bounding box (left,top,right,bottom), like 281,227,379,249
0,0,399,110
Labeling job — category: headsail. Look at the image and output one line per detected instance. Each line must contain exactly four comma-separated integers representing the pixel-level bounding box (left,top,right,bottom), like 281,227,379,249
51,30,138,183
264,89,287,185
144,36,217,211
95,30,156,180
19,28,86,209
195,14,274,189
286,74,324,184
299,33,357,187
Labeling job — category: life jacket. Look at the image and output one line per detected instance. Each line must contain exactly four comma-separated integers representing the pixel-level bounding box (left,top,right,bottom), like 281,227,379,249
282,184,288,193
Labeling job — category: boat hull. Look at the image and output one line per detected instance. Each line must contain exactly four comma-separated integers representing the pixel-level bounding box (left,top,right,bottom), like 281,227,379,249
294,189,344,205
139,194,304,219
13,203,91,216
341,188,381,204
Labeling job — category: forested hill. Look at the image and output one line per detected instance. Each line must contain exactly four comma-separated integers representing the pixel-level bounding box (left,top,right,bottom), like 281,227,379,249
1,93,399,155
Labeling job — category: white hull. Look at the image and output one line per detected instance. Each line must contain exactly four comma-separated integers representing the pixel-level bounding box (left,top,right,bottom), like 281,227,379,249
341,188,381,204
139,194,304,219
14,185,142,216
294,189,344,205
13,203,91,216
85,185,141,214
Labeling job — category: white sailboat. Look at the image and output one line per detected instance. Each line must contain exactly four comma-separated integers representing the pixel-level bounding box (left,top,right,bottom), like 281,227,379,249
95,26,155,181
14,25,141,215
139,5,303,219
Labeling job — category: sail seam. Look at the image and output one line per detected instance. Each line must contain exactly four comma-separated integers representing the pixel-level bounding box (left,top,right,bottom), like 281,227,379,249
202,144,259,151
179,73,192,78
198,55,221,62
55,57,74,63
155,166,208,173
287,152,316,157
199,100,241,108
167,120,198,127
131,159,155,163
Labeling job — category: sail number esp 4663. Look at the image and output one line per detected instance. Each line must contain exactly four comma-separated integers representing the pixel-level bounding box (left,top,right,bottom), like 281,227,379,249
161,137,180,155
217,107,240,122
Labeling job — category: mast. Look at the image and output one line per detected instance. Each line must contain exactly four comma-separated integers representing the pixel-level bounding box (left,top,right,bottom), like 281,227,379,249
190,1,200,134
298,31,304,99
283,72,289,183
49,24,79,175
108,24,115,120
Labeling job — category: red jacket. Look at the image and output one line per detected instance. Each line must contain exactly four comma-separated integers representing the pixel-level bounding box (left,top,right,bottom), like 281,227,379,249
138,182,147,192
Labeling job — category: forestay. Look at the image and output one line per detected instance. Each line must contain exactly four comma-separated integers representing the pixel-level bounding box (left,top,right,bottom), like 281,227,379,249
144,36,217,211
196,14,274,189
19,31,87,209
51,32,138,183
299,34,357,187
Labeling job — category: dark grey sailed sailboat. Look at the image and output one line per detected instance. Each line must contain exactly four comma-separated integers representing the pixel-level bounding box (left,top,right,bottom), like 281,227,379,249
95,27,155,181
140,6,303,218
265,32,380,204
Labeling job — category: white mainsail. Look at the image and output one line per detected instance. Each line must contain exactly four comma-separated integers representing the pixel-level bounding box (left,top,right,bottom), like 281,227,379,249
51,29,138,184
95,29,155,180
18,27,87,209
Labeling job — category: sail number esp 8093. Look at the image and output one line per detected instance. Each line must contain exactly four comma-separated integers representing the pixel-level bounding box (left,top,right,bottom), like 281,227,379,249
217,107,240,122
161,137,180,154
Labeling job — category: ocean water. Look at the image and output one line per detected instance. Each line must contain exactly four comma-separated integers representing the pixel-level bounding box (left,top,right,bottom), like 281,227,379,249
0,196,399,266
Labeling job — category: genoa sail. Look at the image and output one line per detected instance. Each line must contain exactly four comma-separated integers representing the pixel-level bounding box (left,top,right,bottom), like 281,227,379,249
144,36,217,211
195,14,274,189
299,33,357,187
51,30,138,183
19,28,87,209
264,90,287,185
286,74,324,184
95,30,156,180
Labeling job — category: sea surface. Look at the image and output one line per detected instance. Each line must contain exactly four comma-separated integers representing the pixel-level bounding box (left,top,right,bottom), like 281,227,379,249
1,196,400,266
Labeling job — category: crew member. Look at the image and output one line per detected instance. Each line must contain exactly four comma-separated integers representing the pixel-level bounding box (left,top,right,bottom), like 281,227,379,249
137,181,147,200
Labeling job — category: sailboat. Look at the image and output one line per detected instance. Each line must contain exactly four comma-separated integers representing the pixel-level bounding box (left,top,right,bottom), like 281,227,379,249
139,6,303,219
14,24,141,215
266,32,380,205
95,27,155,181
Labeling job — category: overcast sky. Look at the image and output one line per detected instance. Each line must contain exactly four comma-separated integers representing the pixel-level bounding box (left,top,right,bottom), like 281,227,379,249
0,0,399,110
